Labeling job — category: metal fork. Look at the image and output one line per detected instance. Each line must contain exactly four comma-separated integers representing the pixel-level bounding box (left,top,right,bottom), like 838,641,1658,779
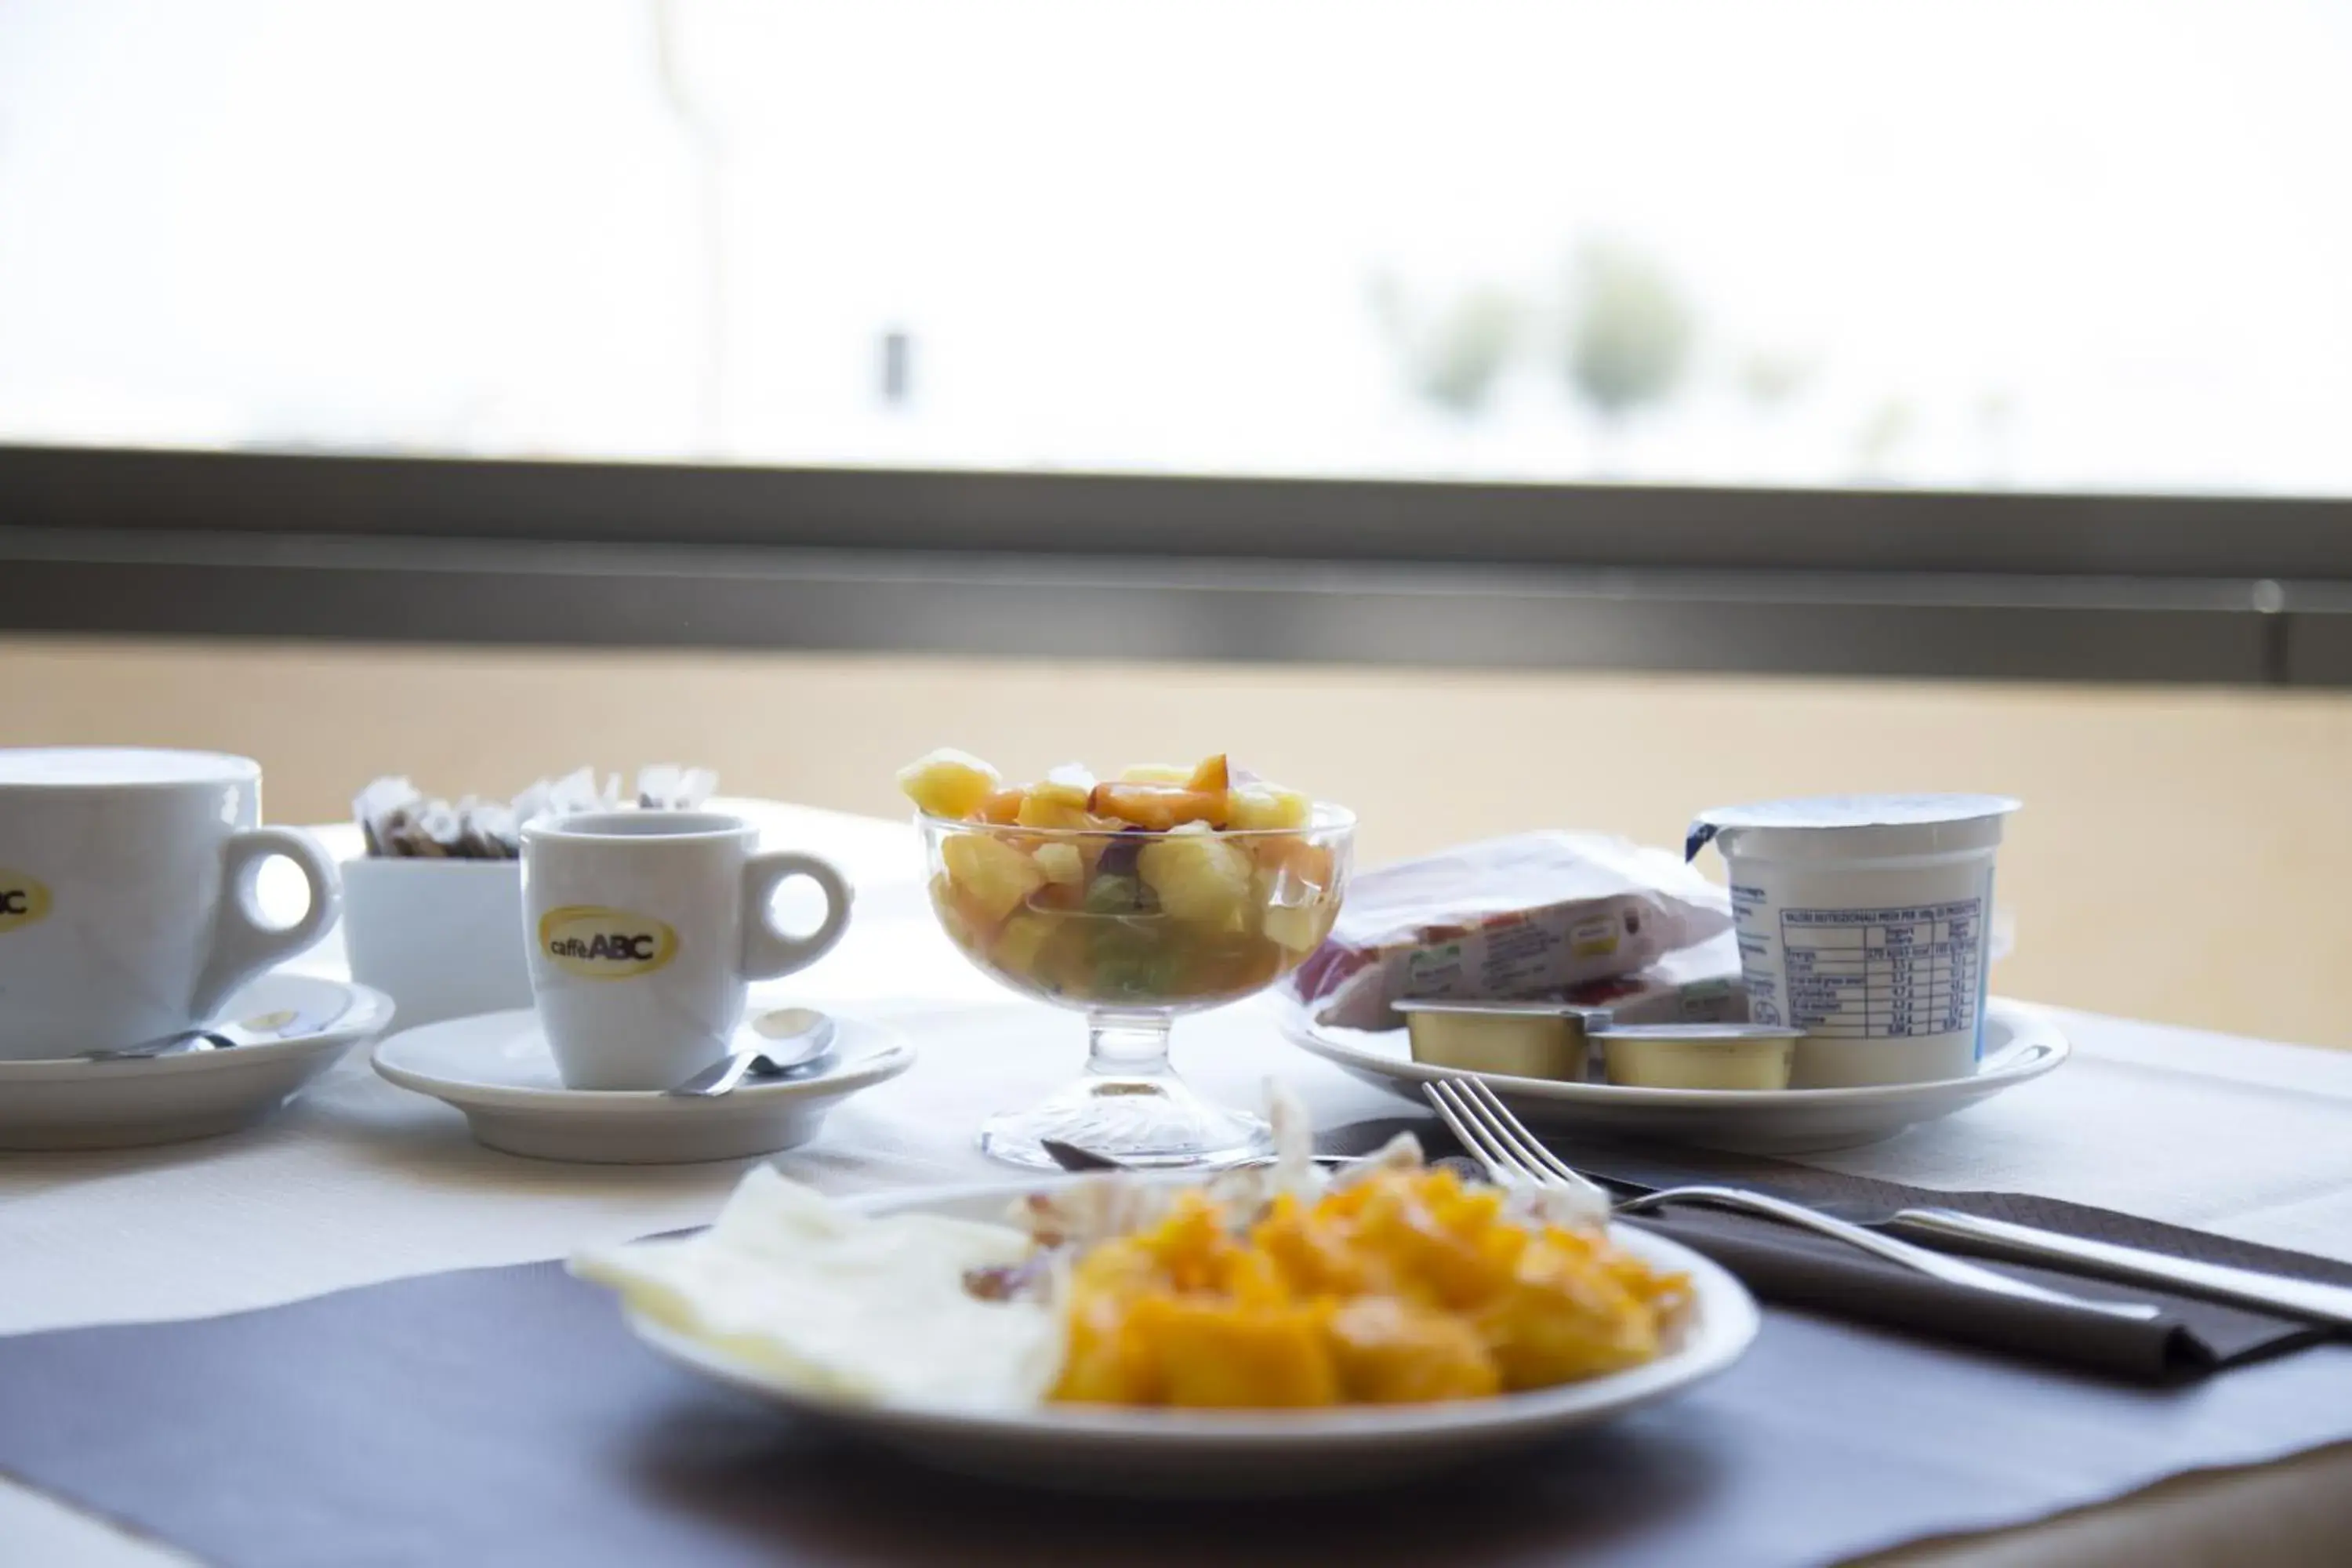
1422,1077,2162,1322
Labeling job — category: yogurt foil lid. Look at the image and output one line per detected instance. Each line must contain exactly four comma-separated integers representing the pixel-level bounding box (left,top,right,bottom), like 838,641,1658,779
1685,793,2020,862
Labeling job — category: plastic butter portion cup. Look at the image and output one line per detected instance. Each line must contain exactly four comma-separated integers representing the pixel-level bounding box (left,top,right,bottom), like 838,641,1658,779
1686,794,2019,1090
1597,1024,1801,1091
1396,1000,1604,1081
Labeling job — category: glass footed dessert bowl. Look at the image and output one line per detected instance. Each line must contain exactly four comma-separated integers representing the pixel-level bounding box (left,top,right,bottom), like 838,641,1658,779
906,750,1353,1170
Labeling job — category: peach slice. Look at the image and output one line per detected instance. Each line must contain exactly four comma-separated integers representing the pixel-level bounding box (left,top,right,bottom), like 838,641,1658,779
1185,753,1232,792
971,787,1029,826
1087,784,1230,832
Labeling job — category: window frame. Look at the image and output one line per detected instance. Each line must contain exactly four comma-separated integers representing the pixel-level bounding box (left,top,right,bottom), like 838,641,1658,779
3,443,2347,684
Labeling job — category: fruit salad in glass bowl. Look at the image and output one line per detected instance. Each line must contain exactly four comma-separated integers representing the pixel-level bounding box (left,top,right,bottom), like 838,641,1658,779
903,749,1354,1170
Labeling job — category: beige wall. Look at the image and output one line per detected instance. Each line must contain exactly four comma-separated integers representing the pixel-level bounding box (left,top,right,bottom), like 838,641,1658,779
3,633,2342,1046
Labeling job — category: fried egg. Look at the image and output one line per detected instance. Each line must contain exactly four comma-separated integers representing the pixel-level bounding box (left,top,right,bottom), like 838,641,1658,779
572,1168,1063,1411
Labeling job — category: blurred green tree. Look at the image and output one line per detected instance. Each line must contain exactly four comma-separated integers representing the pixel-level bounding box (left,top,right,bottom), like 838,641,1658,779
1563,240,1693,422
1372,278,1526,416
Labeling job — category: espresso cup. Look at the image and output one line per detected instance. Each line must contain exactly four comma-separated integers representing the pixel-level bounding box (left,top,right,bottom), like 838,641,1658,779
520,811,852,1091
0,747,344,1060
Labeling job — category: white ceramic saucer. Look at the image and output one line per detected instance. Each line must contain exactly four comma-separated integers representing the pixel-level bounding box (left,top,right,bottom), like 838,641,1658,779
371,1007,913,1163
1279,996,2067,1155
0,973,395,1151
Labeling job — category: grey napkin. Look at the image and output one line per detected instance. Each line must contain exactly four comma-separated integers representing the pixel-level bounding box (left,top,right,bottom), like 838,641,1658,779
8,1258,2352,1568
1323,1117,2349,1382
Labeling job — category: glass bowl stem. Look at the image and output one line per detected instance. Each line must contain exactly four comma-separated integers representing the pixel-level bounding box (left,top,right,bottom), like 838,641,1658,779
1087,1010,1174,1076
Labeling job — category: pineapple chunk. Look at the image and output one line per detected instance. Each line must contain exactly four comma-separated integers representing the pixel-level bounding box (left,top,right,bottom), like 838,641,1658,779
942,831,1047,924
1185,753,1231,791
1229,786,1312,831
1120,762,1193,785
1251,865,1327,953
1263,899,1330,953
1033,841,1086,885
1021,799,1091,832
898,749,1002,820
1137,828,1254,926
1017,791,1102,831
929,873,976,950
993,911,1057,977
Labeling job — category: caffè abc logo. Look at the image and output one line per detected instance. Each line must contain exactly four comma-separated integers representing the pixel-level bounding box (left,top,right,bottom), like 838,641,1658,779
539,906,678,979
0,873,52,935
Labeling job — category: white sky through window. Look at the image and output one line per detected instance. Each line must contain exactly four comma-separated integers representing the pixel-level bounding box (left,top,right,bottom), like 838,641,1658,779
1,0,2347,495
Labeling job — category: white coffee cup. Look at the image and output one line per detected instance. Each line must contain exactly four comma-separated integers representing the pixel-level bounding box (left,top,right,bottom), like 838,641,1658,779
0,747,343,1060
520,811,852,1091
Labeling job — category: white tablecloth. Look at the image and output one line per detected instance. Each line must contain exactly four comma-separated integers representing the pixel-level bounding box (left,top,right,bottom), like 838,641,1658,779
7,802,2352,1566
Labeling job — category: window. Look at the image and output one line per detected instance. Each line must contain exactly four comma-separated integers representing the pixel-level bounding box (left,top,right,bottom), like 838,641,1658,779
5,0,2348,496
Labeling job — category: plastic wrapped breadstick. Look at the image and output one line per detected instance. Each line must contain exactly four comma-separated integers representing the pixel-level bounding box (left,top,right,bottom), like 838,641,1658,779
410,798,463,858
357,767,722,857
455,796,519,859
541,767,611,820
636,765,718,811
352,776,423,858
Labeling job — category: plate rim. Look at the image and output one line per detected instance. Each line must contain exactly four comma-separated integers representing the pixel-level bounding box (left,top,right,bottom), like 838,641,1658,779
1277,995,2067,1109
619,1176,1760,1447
371,1010,913,1113
0,974,395,1082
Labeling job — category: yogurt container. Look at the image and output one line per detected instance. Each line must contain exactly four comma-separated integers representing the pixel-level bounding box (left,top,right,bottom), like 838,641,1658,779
1686,795,2019,1089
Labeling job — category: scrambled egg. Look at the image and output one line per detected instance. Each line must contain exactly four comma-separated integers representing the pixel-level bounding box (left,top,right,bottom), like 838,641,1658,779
1051,1167,1686,1408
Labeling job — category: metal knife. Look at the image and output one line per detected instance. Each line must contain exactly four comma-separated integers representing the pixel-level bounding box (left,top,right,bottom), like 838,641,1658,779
1555,1150,2352,1334
1892,1208,2352,1334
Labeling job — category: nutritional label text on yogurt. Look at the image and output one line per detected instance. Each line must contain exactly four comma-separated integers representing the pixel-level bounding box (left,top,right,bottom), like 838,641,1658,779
1777,901,1983,1039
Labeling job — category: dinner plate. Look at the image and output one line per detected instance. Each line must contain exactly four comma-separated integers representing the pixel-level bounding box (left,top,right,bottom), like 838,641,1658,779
371,1007,913,1163
1279,997,2067,1154
0,973,394,1150
622,1178,1760,1495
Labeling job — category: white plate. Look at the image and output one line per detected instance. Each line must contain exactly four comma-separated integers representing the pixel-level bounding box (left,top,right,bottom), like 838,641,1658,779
622,1178,1759,1495
0,973,394,1151
372,1008,913,1164
1281,997,2067,1154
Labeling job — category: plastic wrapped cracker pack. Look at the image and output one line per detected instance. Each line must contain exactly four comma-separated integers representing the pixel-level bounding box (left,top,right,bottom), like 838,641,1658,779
1287,831,1734,1030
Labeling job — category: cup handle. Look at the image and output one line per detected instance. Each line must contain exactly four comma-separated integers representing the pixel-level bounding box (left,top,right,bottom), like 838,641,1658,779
739,851,853,981
192,827,345,1022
